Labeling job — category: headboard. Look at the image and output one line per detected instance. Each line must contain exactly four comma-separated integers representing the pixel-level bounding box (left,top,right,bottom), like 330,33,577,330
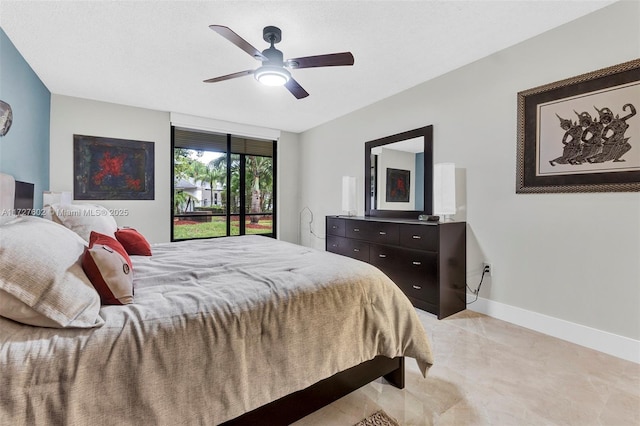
15,180,35,213
0,172,35,213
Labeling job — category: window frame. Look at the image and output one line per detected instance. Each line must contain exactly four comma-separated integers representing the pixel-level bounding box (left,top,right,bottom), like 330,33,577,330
170,126,277,241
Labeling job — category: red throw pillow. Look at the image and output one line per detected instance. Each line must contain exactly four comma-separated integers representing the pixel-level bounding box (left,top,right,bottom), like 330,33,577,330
82,231,134,305
115,228,152,256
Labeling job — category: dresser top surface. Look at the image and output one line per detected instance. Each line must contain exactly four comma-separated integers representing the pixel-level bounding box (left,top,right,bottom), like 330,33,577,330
327,215,465,226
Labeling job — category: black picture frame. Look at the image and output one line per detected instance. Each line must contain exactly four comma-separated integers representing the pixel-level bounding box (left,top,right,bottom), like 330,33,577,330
74,134,155,200
517,59,640,193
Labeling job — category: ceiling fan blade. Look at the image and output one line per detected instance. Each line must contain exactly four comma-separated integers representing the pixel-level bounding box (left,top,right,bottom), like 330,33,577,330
203,69,255,83
209,25,267,61
286,52,354,69
284,78,309,99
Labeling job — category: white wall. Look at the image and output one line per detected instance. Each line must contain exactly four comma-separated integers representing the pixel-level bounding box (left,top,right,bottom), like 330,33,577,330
298,1,640,341
276,131,300,243
50,94,302,245
50,95,171,243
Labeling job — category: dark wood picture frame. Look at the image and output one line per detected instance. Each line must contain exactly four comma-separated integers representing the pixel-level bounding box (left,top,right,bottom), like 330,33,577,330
74,134,155,200
517,59,640,193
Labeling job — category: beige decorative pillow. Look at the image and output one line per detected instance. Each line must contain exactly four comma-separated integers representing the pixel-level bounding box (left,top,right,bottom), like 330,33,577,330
82,231,134,305
0,216,104,328
49,203,118,241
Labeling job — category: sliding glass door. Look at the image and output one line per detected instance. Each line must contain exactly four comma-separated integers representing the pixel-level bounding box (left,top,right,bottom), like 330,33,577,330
243,154,274,235
171,127,276,241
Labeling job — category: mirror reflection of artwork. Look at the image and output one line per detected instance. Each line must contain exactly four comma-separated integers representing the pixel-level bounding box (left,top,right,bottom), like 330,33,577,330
386,168,410,202
365,125,433,215
372,138,422,210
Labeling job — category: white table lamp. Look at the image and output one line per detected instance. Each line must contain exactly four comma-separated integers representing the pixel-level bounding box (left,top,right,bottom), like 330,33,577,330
342,176,357,216
433,163,456,221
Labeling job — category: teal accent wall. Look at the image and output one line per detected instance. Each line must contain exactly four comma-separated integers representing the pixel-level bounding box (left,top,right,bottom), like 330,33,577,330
0,27,50,210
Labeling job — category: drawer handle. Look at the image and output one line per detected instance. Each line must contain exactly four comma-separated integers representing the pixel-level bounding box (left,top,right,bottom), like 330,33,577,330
332,244,338,248
353,248,360,252
332,225,337,229
412,261,422,265
353,228,360,232
379,231,386,235
378,254,387,258
412,235,421,239
412,285,422,290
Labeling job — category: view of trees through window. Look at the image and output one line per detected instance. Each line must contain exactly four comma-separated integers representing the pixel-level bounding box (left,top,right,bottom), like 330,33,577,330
172,135,275,240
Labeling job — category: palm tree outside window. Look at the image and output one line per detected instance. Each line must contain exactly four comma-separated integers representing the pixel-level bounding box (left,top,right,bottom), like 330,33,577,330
171,127,276,241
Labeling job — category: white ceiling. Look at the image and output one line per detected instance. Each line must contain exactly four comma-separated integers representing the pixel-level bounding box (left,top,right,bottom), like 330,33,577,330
0,1,616,134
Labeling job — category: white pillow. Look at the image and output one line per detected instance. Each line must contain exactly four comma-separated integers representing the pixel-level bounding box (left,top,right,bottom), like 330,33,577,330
0,216,104,328
0,213,17,225
49,203,118,242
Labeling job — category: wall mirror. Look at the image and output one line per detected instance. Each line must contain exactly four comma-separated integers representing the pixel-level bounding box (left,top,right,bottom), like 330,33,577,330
365,125,433,218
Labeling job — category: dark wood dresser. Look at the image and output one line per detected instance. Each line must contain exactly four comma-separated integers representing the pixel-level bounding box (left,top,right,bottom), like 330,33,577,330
326,215,466,319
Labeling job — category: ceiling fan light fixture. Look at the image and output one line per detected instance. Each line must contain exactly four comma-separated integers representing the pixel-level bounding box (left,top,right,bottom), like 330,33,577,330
254,66,290,86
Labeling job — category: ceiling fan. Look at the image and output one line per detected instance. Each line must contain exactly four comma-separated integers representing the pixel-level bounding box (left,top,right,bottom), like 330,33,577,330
204,25,355,99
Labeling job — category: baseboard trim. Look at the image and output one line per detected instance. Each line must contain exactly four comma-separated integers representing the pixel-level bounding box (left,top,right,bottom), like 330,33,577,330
466,294,640,364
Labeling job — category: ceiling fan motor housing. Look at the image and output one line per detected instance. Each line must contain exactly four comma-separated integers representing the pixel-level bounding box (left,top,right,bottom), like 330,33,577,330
262,47,284,66
263,26,282,44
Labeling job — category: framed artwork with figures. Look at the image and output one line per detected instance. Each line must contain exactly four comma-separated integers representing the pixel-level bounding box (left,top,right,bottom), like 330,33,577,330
517,59,640,193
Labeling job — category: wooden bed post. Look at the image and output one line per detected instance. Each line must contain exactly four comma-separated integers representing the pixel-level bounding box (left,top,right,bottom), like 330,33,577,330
383,356,405,388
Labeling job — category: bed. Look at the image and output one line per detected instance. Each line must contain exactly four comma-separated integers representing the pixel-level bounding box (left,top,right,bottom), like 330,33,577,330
0,173,433,425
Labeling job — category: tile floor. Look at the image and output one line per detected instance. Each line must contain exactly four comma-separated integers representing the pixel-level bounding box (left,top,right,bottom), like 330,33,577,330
293,309,640,426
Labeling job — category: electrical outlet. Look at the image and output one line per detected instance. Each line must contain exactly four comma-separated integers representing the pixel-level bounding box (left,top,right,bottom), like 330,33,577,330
483,262,492,276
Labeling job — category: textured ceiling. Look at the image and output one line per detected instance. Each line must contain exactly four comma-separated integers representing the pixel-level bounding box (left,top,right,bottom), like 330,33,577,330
0,1,616,133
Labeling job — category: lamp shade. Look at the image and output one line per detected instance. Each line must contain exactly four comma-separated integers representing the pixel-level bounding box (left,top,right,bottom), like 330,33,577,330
43,191,72,206
342,176,356,215
433,163,456,216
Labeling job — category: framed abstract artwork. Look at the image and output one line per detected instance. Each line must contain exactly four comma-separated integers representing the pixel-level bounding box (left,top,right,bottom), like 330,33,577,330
386,168,410,202
74,135,155,200
517,59,640,193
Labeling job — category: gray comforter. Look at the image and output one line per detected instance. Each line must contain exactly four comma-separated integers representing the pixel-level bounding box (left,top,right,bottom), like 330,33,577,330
0,235,433,425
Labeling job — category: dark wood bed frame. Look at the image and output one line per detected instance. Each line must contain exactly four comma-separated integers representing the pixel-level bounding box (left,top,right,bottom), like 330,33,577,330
222,356,404,426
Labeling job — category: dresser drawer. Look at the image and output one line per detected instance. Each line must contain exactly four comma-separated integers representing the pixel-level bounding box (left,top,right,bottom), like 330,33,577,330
345,220,399,245
385,267,438,305
369,244,438,271
326,217,346,237
326,235,345,254
400,280,438,305
399,224,438,251
371,245,438,304
369,245,435,273
326,235,370,262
